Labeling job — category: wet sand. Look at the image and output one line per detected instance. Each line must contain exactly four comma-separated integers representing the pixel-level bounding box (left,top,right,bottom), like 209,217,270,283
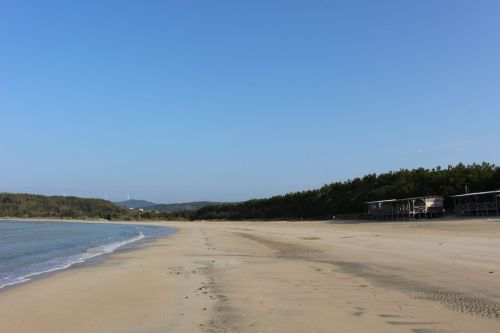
1,219,499,332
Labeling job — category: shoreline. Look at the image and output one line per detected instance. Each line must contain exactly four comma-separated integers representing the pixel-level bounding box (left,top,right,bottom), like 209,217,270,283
0,216,175,226
1,219,499,332
0,219,176,292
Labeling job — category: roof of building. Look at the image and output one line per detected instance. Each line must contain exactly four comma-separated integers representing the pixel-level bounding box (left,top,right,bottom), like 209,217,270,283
365,195,442,204
450,190,500,198
365,199,397,204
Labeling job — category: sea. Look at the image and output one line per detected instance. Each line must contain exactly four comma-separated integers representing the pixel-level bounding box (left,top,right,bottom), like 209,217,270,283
0,220,175,289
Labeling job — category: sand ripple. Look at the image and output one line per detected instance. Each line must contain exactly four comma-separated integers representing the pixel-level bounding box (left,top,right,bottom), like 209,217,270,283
416,289,500,318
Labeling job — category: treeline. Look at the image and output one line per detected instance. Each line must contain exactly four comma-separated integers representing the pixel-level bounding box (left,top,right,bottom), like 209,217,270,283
136,210,188,220
0,193,134,220
2,163,499,221
190,163,500,220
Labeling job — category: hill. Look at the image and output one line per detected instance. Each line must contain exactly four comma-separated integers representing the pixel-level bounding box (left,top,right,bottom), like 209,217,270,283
114,199,157,209
191,162,500,220
0,193,133,220
140,201,224,212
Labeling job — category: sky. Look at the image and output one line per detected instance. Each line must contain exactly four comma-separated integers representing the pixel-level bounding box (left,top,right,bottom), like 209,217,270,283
1,0,499,203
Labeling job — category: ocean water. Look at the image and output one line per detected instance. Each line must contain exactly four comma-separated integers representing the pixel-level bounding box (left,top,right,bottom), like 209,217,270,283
0,220,174,289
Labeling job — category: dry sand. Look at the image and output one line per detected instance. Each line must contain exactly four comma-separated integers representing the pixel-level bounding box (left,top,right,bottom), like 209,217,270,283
1,218,500,333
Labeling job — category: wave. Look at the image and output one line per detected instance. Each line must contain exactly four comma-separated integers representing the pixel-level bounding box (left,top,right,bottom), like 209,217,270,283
0,231,145,289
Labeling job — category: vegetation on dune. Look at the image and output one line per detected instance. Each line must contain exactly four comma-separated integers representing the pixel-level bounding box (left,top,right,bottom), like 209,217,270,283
190,163,500,220
136,210,188,220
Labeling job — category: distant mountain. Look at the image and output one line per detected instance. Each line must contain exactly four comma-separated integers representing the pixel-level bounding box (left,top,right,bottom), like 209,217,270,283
140,201,223,212
114,199,157,209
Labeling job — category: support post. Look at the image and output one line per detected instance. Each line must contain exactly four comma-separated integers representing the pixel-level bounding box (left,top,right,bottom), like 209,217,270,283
475,197,479,216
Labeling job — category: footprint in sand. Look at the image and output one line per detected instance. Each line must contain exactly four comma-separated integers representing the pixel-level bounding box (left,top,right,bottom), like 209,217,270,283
352,306,366,316
167,266,183,275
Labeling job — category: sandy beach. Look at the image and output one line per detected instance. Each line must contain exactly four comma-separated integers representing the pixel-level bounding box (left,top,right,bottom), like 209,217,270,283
1,219,500,333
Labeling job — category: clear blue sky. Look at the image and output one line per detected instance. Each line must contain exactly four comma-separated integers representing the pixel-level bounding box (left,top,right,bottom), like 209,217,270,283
1,1,499,203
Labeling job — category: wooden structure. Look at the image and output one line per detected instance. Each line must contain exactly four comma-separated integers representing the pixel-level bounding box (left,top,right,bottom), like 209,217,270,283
451,190,500,216
366,196,444,220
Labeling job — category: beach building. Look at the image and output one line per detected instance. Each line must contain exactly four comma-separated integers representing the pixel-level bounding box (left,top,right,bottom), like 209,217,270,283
366,196,444,220
451,190,500,216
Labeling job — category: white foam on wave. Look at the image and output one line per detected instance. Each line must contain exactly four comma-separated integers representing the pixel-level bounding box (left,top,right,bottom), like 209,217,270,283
0,231,145,289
